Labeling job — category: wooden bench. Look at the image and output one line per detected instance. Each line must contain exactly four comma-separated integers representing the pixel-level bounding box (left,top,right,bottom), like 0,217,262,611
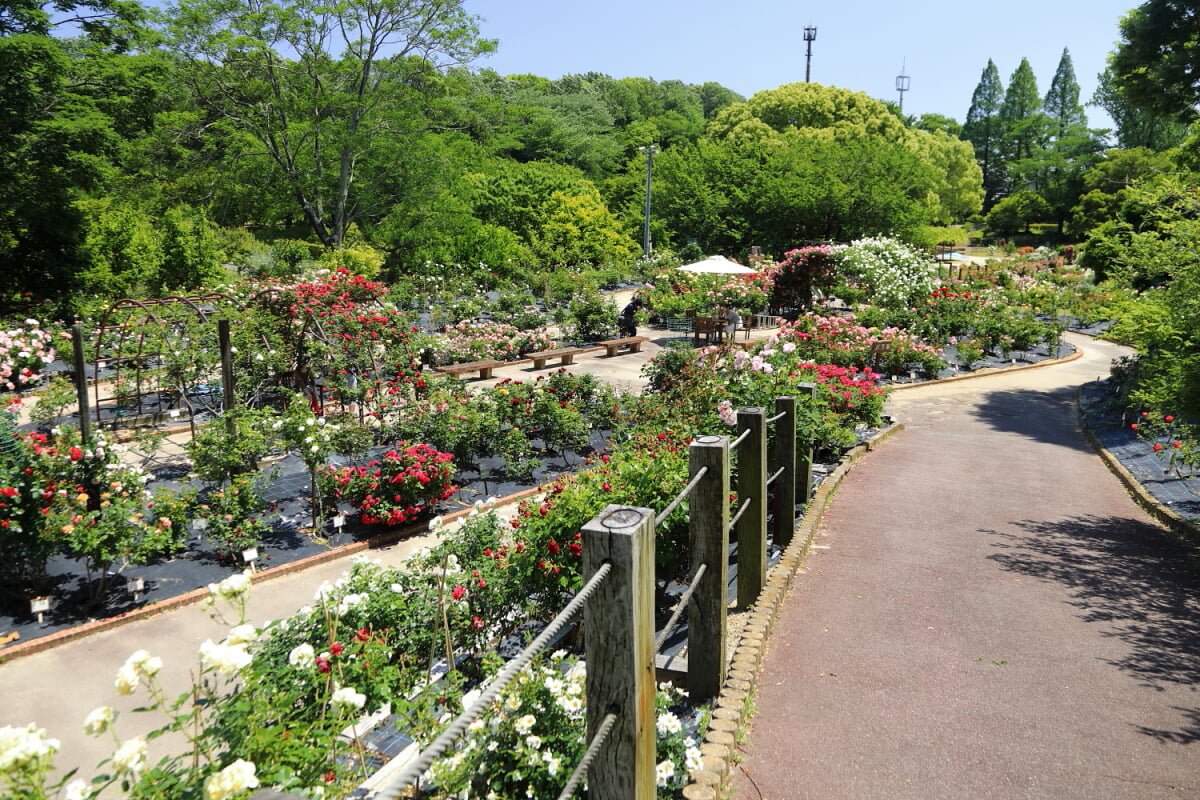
597,336,649,357
526,347,588,370
434,359,505,380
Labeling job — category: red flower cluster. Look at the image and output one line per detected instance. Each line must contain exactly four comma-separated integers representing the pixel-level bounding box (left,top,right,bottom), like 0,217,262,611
324,443,456,526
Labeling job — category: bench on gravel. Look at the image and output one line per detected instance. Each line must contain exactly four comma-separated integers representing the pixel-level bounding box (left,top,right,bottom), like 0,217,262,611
597,336,649,357
434,359,506,380
526,347,589,370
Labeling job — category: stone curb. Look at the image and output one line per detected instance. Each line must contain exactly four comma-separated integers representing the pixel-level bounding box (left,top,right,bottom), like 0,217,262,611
1076,387,1200,548
0,485,547,662
681,420,905,800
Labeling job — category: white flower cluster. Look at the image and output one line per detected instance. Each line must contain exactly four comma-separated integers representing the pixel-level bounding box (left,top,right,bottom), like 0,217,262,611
331,685,367,715
203,758,259,800
0,723,59,771
841,236,935,309
207,569,253,600
114,649,163,696
199,637,253,676
82,706,116,737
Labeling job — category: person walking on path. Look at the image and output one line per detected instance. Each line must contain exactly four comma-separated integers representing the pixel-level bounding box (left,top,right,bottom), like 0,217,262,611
732,332,1200,799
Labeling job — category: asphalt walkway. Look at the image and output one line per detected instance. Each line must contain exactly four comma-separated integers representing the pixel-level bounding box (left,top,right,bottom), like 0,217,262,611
731,332,1200,799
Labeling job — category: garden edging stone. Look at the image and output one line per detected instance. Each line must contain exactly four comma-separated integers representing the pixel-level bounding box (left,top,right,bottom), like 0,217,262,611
1077,386,1200,547
0,484,547,662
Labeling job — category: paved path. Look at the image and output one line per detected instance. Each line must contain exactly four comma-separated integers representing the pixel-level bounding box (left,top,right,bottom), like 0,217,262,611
731,332,1200,799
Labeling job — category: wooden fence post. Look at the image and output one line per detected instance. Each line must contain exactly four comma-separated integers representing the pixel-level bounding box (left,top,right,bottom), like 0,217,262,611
796,382,817,504
218,319,237,421
71,323,93,444
773,396,796,548
582,505,656,800
735,407,767,609
688,435,730,700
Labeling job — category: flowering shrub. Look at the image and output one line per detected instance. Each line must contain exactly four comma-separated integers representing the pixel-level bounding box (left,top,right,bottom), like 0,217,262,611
322,442,456,526
195,473,272,562
428,653,707,798
431,320,555,365
839,237,935,308
761,245,845,310
644,268,771,317
1129,411,1199,478
0,319,58,392
780,313,945,377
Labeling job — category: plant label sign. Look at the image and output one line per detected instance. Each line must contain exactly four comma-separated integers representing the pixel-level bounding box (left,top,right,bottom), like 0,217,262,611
30,596,50,624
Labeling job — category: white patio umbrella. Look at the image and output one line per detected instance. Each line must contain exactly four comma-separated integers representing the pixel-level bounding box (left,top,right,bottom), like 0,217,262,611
677,255,759,274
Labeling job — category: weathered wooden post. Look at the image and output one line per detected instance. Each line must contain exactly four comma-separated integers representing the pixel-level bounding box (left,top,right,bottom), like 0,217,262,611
70,323,93,444
688,435,730,700
735,407,766,609
218,319,237,420
796,382,817,504
773,396,797,548
582,505,656,800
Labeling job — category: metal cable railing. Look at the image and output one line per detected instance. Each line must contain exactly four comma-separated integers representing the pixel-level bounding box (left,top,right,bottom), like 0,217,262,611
728,496,751,530
555,710,619,800
374,562,613,799
654,562,709,653
655,465,708,527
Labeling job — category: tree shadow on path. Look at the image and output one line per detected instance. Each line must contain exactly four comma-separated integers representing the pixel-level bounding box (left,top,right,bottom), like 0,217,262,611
970,387,1095,454
985,514,1200,743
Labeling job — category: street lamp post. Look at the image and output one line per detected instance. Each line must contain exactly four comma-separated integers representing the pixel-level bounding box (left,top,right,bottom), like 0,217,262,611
803,26,817,82
638,144,659,259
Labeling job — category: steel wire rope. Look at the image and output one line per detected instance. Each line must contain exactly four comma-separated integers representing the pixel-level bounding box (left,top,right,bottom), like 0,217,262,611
728,496,752,530
654,465,708,527
765,465,786,487
373,562,614,799
554,710,620,800
654,562,709,653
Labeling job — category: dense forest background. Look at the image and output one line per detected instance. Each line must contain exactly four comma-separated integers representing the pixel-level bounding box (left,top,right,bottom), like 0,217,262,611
1,0,1195,318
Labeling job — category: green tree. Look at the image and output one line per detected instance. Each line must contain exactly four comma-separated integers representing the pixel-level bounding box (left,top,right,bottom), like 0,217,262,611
1091,64,1191,150
962,60,1007,207
156,205,221,292
915,113,962,138
75,198,162,299
1000,58,1049,164
1110,0,1200,122
985,189,1051,237
0,31,164,312
161,0,495,249
1043,48,1087,136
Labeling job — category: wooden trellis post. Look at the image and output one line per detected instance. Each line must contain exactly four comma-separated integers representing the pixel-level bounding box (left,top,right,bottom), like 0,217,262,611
796,382,817,504
71,324,93,444
582,505,656,800
773,395,797,547
735,407,767,609
688,434,730,700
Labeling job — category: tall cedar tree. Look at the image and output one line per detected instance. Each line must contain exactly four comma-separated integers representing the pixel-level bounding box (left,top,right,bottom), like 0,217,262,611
1043,48,1087,137
963,60,1007,208
1000,58,1046,164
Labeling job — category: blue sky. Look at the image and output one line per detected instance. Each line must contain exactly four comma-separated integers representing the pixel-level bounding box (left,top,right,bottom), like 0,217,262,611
461,0,1138,131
